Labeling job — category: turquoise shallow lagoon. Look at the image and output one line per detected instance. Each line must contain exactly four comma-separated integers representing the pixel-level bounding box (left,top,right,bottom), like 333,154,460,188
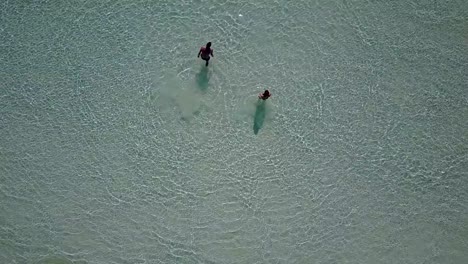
1,1,467,263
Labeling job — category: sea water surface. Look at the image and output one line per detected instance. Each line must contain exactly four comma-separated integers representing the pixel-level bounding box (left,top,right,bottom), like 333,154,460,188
1,0,467,263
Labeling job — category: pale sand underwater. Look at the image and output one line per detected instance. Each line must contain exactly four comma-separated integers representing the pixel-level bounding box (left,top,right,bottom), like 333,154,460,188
1,1,467,263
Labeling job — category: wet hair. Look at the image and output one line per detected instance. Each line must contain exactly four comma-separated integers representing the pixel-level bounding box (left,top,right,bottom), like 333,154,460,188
264,90,270,95
206,42,212,48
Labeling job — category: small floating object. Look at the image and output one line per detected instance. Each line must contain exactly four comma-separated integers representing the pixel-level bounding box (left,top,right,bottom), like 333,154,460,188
239,14,243,17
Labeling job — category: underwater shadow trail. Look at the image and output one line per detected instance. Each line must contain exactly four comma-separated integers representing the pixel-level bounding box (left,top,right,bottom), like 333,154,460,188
195,66,209,91
253,100,267,135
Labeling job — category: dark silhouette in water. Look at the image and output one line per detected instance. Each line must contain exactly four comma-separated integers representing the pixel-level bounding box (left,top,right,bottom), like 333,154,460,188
196,66,209,91
258,89,271,100
198,42,214,66
253,100,267,135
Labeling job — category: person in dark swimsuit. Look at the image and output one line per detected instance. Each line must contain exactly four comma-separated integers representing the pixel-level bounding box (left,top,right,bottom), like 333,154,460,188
259,90,271,100
198,42,214,66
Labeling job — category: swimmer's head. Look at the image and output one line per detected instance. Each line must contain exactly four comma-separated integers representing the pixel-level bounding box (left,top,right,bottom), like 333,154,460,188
206,42,212,48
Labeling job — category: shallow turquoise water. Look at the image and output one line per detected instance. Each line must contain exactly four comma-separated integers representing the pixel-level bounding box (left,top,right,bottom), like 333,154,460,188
1,1,468,263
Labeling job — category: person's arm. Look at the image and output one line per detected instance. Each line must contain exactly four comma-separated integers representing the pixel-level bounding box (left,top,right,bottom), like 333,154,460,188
197,48,202,57
210,49,214,57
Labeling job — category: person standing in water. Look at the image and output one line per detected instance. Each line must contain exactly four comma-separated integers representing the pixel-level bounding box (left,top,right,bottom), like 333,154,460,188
259,90,271,100
198,42,214,66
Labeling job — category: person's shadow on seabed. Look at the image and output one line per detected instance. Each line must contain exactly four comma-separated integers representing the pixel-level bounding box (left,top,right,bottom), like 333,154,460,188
253,100,267,135
195,66,209,92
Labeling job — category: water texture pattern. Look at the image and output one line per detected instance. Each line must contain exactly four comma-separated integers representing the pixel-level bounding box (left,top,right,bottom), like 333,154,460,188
1,0,467,263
